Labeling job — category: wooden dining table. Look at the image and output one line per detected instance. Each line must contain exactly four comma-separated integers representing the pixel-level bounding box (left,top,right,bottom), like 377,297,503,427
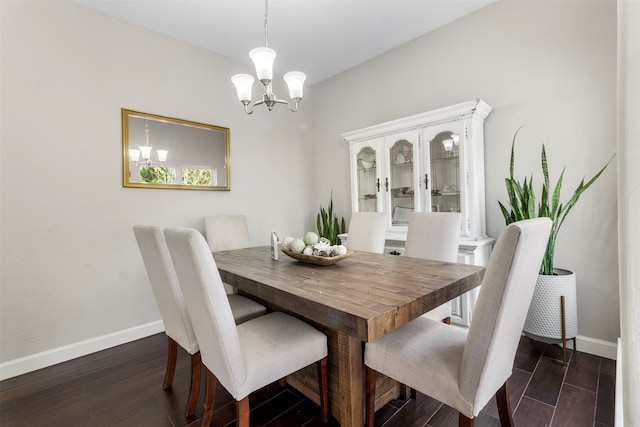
213,246,485,427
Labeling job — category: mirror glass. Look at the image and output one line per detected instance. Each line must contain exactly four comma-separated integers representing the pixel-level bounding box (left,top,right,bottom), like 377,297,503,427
122,109,230,191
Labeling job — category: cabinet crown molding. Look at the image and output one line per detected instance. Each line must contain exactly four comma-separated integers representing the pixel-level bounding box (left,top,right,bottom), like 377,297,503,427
341,99,492,143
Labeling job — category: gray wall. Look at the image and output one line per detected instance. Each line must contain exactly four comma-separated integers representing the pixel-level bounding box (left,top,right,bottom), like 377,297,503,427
312,0,619,346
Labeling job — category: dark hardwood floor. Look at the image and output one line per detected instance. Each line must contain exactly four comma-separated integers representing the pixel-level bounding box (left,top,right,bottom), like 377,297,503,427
0,333,615,427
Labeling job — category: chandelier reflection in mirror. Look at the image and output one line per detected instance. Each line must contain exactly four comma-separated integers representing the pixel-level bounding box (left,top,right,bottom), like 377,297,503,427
129,123,173,186
441,133,460,152
231,0,306,114
128,124,168,166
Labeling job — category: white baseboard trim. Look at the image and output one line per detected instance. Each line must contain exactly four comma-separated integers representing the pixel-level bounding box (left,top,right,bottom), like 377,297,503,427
523,333,618,360
574,335,618,360
0,320,165,381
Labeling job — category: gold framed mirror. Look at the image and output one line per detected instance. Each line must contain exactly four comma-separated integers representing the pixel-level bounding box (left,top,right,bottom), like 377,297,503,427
122,109,230,191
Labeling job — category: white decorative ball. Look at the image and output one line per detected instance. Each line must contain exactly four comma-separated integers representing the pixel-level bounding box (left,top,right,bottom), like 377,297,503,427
290,238,306,254
281,236,295,250
303,231,319,246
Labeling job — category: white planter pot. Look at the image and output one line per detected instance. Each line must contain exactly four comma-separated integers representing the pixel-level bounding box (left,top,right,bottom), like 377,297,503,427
523,269,578,342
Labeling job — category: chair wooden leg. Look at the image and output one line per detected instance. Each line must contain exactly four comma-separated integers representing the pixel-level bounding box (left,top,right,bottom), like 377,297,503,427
201,369,217,427
365,366,377,427
185,352,202,418
495,380,515,427
163,335,178,389
236,396,250,427
443,317,451,325
317,357,329,423
459,413,475,427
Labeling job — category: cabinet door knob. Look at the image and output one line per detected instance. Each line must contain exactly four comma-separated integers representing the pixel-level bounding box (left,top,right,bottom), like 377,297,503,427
385,177,389,191
376,178,380,192
424,173,429,189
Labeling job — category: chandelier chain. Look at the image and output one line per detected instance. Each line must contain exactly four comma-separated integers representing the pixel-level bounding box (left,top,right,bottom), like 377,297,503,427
263,0,269,48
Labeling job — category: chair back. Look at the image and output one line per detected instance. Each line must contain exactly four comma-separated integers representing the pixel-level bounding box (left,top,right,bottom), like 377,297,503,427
404,212,461,262
133,225,198,354
459,218,552,409
164,227,247,394
205,215,250,252
346,212,387,253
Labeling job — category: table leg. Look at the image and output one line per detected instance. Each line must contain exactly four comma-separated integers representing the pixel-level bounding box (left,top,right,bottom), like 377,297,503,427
337,331,364,427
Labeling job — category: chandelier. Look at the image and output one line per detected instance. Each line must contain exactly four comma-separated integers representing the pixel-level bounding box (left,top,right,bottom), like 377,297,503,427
231,0,306,114
129,124,168,166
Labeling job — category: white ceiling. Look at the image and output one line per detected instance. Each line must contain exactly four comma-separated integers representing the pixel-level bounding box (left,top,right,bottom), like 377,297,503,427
75,0,497,85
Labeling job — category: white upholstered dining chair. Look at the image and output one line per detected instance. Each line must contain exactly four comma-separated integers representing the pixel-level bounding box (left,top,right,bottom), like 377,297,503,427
133,225,266,418
204,215,250,252
164,227,330,427
345,212,387,254
364,218,552,427
404,212,462,324
205,215,251,294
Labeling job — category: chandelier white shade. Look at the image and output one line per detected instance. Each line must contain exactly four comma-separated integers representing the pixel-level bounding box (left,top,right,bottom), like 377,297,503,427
250,47,276,82
231,0,306,114
231,74,255,103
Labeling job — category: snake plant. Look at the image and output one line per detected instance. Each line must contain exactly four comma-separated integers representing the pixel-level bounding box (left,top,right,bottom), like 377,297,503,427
498,127,613,275
316,196,346,246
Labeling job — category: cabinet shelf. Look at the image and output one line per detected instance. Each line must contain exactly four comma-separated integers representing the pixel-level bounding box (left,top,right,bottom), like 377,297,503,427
391,161,413,168
357,167,376,173
432,192,460,197
432,156,459,162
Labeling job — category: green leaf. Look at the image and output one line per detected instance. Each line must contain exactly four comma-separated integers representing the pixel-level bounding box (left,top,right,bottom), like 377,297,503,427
498,128,614,274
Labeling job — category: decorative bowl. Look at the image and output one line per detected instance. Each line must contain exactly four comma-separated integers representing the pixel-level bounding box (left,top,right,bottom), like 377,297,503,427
281,248,353,266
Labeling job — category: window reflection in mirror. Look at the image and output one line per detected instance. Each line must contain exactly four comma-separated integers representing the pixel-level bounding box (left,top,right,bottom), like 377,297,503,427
122,109,230,191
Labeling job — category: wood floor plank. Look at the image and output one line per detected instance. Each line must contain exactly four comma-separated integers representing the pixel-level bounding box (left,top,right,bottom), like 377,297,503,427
551,383,596,427
564,351,600,392
542,342,573,364
524,356,567,406
381,392,441,427
426,404,501,427
512,396,554,427
514,336,547,372
595,358,616,426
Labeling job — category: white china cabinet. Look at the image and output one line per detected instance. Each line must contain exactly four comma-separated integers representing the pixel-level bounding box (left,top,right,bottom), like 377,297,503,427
342,99,493,326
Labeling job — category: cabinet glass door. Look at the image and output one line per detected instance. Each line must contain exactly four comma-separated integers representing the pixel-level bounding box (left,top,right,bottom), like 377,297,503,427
429,132,460,214
356,146,379,212
388,139,414,226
